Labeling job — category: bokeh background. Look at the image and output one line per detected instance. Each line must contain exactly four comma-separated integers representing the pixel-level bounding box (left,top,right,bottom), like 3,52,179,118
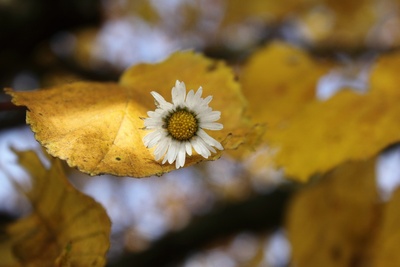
2,0,400,266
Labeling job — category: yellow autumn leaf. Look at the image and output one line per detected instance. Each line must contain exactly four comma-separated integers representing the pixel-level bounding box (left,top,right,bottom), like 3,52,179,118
370,50,400,96
242,42,400,181
241,41,332,128
6,51,251,177
222,0,394,49
0,150,111,267
372,187,400,267
286,158,378,267
295,0,377,49
266,89,400,181
119,51,247,144
240,41,332,179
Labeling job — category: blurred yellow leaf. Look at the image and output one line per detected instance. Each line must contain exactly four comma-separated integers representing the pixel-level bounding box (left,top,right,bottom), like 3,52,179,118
372,188,400,267
265,89,400,181
72,28,100,71
0,150,111,267
243,42,400,181
6,51,251,177
241,41,332,128
287,157,400,267
286,158,378,267
370,50,400,96
296,0,377,49
223,0,399,50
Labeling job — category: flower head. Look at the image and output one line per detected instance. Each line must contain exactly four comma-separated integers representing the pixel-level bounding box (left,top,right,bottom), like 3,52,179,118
143,80,223,169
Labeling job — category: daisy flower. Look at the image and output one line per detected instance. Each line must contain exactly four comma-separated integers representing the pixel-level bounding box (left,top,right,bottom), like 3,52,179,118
143,80,224,169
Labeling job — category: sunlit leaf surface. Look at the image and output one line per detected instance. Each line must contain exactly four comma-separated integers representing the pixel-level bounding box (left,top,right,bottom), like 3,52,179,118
6,51,251,177
0,150,111,267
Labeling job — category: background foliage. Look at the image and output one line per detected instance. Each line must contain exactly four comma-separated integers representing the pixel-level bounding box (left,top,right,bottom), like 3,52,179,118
2,0,400,266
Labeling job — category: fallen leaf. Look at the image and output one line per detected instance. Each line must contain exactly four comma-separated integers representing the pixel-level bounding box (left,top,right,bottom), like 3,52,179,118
0,150,111,267
6,51,251,177
286,158,378,267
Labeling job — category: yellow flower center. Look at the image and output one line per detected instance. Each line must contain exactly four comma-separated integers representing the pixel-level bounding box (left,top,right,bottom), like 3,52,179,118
166,110,198,141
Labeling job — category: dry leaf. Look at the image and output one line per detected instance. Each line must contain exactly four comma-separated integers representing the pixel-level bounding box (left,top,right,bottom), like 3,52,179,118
6,51,251,177
286,158,378,267
0,150,111,267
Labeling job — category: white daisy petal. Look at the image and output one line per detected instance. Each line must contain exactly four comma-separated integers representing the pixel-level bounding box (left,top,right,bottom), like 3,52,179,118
144,119,164,129
185,141,192,156
176,142,186,168
167,140,180,164
143,81,223,168
194,87,203,101
202,95,213,105
151,91,173,109
186,90,195,108
172,80,186,106
155,108,165,114
199,122,223,130
204,142,217,154
198,138,212,158
154,135,170,160
162,154,169,164
191,136,211,158
147,131,161,148
147,111,156,117
162,141,173,164
191,141,206,158
198,111,221,122
143,130,162,148
197,129,224,150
